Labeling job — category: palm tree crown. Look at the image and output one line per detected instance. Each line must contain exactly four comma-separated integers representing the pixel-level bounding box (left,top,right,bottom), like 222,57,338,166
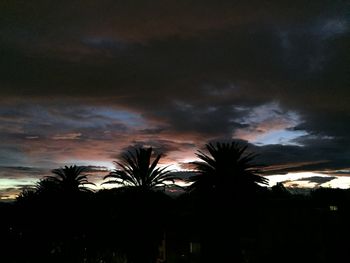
104,147,177,190
47,165,94,193
188,142,268,194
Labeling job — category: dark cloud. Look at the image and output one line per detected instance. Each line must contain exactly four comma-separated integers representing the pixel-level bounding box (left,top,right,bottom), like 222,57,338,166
84,166,110,173
298,176,336,185
253,137,350,173
0,166,48,179
2,1,344,43
0,1,347,104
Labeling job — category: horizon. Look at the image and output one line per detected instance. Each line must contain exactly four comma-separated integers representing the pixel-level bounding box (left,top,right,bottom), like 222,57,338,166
1,162,350,200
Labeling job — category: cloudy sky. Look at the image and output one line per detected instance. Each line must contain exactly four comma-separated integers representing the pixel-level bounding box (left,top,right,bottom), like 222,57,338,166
0,1,349,199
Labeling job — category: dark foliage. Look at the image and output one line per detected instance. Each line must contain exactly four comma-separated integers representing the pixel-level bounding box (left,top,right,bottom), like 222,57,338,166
104,146,179,191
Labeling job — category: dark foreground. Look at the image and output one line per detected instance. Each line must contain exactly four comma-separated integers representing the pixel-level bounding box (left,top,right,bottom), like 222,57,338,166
1,187,350,263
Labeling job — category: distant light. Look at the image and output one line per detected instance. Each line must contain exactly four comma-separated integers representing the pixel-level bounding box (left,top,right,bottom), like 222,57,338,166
329,205,338,211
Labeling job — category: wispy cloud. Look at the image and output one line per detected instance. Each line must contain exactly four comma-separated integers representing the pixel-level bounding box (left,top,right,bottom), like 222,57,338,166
52,132,82,140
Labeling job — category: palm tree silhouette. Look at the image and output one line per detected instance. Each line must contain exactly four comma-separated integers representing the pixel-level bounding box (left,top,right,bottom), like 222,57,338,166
188,142,268,195
46,165,95,194
35,177,62,194
104,147,177,191
187,142,269,263
103,147,175,263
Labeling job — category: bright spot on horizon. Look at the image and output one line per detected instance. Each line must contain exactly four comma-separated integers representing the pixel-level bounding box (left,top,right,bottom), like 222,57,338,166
267,171,350,189
322,177,350,189
0,178,38,200
0,178,38,189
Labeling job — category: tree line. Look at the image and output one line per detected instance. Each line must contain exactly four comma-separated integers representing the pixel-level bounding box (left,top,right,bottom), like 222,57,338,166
18,141,269,198
1,141,350,263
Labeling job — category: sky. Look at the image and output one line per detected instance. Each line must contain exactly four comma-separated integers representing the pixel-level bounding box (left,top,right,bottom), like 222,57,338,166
0,1,349,199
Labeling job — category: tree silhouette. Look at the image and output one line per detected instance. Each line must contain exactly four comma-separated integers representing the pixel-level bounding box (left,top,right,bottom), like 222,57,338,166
187,142,269,262
46,165,95,194
271,182,290,197
104,147,178,191
13,167,95,263
103,147,176,263
188,141,268,196
35,177,62,195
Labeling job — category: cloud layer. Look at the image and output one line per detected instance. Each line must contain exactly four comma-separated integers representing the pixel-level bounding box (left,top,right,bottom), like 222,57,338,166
0,1,349,194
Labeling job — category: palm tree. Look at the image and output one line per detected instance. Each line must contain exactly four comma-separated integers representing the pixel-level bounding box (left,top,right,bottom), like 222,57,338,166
104,147,176,263
35,177,62,194
188,141,268,195
104,147,177,191
187,142,268,262
46,165,95,194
